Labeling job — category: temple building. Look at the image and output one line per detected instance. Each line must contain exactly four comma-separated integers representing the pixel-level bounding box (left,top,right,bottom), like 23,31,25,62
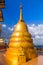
0,0,5,49
5,4,37,65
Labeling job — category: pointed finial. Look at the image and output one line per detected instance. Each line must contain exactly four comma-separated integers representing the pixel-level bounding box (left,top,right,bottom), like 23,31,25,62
20,3,23,20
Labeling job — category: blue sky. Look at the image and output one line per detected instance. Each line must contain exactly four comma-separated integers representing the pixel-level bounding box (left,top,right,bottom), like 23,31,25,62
2,0,43,26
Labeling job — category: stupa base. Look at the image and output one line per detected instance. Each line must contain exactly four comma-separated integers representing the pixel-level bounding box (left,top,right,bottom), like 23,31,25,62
22,55,43,65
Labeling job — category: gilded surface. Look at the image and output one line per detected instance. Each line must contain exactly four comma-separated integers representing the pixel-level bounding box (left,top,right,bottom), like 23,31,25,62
5,4,37,65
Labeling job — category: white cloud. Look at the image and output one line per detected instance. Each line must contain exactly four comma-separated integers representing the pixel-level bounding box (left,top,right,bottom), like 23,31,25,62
27,24,43,45
8,27,14,31
2,24,6,28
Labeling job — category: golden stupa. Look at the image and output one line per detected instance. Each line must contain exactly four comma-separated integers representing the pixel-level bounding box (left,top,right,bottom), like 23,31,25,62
5,4,37,65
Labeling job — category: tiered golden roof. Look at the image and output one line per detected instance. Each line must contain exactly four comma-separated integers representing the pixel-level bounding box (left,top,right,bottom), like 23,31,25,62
0,0,5,8
0,38,4,46
5,4,37,65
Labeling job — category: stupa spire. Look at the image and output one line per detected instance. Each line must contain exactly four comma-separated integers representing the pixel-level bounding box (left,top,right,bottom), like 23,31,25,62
20,3,23,20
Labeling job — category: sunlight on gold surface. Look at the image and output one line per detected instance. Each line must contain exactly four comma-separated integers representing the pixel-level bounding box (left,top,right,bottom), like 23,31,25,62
5,4,37,65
